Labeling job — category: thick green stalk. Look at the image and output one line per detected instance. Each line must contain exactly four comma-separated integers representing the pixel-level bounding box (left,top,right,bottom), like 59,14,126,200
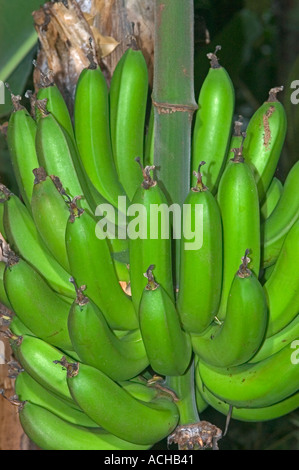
152,0,197,287
165,360,200,425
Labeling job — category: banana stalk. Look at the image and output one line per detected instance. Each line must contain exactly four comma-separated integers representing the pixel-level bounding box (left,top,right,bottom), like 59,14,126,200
152,0,197,287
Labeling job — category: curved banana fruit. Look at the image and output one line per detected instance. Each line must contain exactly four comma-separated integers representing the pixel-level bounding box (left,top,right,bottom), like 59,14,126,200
191,252,268,367
249,314,299,363
195,370,299,422
119,379,160,403
129,161,174,313
30,168,71,272
263,218,299,337
191,46,235,194
109,46,149,200
197,340,299,408
19,401,151,450
74,60,127,208
8,315,35,338
242,86,287,201
15,370,99,428
261,159,299,268
139,265,192,376
36,80,75,142
177,162,222,333
35,106,94,213
65,202,137,331
60,358,180,446
14,334,75,404
1,187,74,298
217,147,260,319
195,387,209,414
3,250,73,351
0,260,12,309
67,282,148,381
6,92,39,211
260,176,283,221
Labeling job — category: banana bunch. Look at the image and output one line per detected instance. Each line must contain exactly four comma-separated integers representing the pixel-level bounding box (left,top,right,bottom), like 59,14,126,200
0,42,298,451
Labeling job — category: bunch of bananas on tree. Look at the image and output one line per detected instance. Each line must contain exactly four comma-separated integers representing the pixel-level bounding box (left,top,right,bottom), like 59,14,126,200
0,38,298,451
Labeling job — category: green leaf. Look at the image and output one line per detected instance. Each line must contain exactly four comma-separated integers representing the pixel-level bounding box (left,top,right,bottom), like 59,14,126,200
0,0,42,83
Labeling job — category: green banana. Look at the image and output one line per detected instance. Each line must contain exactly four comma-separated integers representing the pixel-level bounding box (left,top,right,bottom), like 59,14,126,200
120,379,160,403
35,105,94,213
1,187,74,298
35,78,75,142
197,340,299,408
8,315,35,338
260,176,283,221
139,265,192,376
30,168,71,272
129,161,174,313
109,46,149,200
13,334,76,404
18,401,151,450
6,91,39,211
74,59,127,208
195,370,299,422
249,314,299,363
0,260,12,309
3,249,73,351
216,147,260,320
58,358,180,446
191,46,235,194
242,86,287,201
0,203,6,238
195,387,209,414
191,251,268,367
15,370,99,428
67,281,148,381
261,159,299,268
65,202,137,330
177,162,223,333
263,218,299,337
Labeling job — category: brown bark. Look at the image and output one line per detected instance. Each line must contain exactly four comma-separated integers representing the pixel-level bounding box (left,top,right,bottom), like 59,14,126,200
0,337,39,450
32,0,154,114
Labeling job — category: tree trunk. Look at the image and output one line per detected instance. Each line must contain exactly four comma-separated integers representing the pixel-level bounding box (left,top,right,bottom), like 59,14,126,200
32,0,154,114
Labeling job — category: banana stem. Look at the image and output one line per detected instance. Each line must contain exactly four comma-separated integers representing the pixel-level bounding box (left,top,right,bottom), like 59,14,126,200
165,359,200,425
192,161,207,192
152,0,197,288
165,360,224,450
